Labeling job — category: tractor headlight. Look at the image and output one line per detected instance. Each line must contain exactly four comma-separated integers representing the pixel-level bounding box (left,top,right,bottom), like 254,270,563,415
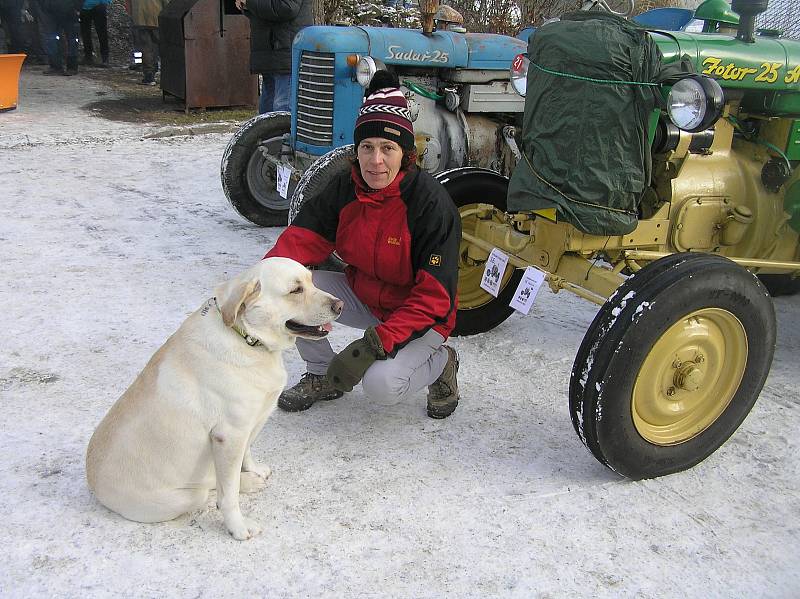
666,74,724,133
510,53,529,97
356,56,379,87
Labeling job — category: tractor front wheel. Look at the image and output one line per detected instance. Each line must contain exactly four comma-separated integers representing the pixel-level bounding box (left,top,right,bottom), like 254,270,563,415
570,253,776,479
289,144,355,223
221,112,292,227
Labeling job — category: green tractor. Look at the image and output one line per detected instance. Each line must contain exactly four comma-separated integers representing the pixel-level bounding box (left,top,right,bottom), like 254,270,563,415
440,0,799,478
275,0,798,479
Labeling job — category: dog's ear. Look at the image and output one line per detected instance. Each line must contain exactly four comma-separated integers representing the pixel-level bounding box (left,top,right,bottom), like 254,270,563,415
215,273,262,327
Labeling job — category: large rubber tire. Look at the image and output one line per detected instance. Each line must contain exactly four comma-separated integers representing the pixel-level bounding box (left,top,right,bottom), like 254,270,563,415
221,112,292,227
287,145,355,272
289,144,355,224
757,273,800,297
570,253,776,479
436,168,524,337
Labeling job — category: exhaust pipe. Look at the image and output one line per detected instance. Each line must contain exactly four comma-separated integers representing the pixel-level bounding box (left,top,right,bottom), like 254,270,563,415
731,0,769,43
418,0,440,35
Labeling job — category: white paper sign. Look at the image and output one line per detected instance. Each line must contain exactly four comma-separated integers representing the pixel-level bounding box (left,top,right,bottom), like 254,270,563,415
509,266,546,315
480,248,509,298
276,164,291,199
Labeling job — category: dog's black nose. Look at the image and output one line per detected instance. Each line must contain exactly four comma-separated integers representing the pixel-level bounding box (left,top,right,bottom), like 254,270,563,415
332,299,344,315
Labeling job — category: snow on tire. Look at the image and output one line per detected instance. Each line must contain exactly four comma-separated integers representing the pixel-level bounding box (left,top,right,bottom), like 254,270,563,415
289,144,355,224
220,112,292,227
570,252,776,479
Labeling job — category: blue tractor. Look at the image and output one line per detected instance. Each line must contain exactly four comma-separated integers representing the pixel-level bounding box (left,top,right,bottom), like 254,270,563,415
220,2,528,226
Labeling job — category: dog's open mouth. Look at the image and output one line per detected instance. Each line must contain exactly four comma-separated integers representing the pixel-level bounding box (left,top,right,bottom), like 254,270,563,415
285,320,333,338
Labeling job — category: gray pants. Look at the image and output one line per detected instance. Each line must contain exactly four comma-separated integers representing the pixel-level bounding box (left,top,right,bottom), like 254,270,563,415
299,271,449,405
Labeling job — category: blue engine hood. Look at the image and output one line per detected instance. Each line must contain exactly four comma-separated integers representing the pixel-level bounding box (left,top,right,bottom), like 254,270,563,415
293,26,526,71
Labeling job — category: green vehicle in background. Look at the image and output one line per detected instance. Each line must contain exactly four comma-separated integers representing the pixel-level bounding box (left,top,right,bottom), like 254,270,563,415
444,0,800,479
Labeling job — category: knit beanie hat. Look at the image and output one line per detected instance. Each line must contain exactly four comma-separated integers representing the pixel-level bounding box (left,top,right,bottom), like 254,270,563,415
353,71,415,152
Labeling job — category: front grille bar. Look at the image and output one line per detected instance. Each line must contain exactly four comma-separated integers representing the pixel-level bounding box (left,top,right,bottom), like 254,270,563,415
296,51,335,146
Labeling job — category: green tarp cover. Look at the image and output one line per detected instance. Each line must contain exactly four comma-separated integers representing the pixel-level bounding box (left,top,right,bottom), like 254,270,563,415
507,12,664,235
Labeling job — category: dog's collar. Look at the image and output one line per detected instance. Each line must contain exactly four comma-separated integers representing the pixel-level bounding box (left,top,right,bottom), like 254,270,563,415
207,297,263,347
233,323,263,347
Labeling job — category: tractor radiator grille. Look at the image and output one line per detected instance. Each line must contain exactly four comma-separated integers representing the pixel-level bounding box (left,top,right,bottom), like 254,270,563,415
296,51,335,146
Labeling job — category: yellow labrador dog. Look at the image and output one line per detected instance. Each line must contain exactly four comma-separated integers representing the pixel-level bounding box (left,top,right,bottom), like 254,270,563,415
86,257,342,540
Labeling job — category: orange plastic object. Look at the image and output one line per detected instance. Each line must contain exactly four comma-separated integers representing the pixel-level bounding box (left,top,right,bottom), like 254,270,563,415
0,54,27,111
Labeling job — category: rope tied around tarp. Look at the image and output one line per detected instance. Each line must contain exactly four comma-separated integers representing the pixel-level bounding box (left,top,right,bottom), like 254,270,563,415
529,61,662,87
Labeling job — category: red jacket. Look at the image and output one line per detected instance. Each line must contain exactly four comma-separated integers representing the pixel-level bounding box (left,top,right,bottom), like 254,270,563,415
265,166,460,356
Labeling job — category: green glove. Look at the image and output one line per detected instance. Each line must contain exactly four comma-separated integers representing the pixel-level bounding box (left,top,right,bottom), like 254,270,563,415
327,327,387,393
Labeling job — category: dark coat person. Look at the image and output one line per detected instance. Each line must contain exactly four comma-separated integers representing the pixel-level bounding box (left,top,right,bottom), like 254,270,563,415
38,0,82,74
0,0,26,53
234,0,312,114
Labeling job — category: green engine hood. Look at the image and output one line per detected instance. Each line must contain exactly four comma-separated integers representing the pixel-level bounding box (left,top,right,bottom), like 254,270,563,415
651,30,800,115
651,30,800,92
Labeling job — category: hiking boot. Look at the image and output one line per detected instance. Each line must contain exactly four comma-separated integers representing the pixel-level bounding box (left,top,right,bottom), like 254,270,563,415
427,345,459,419
278,372,343,412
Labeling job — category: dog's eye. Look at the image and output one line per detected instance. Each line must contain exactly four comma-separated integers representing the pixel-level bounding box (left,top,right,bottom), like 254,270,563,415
290,286,303,294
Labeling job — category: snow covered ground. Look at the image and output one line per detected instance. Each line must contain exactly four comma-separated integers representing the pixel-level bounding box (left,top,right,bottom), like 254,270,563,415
1,71,799,598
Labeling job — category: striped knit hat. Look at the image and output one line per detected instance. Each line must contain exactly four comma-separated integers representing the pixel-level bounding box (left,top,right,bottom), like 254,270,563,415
354,72,415,151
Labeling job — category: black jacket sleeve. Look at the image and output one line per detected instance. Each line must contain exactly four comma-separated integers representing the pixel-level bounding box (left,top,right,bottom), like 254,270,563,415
247,0,301,22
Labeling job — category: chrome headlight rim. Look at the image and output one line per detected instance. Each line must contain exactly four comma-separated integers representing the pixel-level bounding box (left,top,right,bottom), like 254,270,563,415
356,56,379,88
510,53,529,97
667,74,724,133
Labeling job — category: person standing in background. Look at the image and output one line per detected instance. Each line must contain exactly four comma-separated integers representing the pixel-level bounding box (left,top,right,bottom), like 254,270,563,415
235,0,311,114
0,0,25,53
20,0,50,64
39,0,82,75
130,0,166,85
79,0,110,67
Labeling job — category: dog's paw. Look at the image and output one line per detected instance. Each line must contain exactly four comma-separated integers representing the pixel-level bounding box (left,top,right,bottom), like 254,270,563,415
243,462,272,480
227,517,262,541
240,470,268,494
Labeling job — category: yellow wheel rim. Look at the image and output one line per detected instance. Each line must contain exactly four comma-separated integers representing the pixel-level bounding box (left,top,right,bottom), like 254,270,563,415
457,203,516,310
632,308,747,446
